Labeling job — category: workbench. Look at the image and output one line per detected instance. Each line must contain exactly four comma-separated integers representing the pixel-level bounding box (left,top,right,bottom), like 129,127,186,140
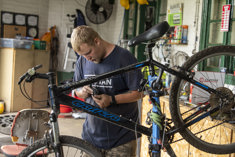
140,95,235,157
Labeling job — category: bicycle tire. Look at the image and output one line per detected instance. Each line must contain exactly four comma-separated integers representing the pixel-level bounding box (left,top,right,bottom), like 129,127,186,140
18,135,103,157
170,46,235,154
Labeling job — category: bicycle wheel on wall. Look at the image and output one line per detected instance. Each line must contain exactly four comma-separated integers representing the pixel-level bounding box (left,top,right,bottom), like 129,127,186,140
19,135,103,157
170,46,235,154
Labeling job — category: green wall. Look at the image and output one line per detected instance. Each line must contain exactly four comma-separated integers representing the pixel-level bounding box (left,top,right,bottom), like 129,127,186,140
57,71,74,85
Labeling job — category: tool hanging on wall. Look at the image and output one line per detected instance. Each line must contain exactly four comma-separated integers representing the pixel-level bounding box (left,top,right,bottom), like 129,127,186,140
63,9,86,72
49,26,59,72
40,25,59,72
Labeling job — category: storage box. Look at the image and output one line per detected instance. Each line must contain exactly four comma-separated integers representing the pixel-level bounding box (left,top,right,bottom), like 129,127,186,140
0,38,14,48
15,39,33,49
34,40,46,50
0,38,33,49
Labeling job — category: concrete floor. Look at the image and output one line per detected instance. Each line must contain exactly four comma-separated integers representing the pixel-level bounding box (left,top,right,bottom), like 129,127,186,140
0,112,85,157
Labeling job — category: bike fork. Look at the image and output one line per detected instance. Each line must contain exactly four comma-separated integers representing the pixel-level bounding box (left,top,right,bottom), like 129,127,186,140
48,85,64,157
50,112,64,157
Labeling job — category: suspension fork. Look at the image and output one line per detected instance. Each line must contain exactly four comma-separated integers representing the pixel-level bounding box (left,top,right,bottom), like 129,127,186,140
47,73,64,156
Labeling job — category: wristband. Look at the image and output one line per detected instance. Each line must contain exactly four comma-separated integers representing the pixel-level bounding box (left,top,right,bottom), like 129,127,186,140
110,95,116,105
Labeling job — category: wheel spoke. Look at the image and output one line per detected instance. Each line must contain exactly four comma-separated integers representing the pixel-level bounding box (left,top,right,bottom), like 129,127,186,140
170,46,235,154
18,136,102,157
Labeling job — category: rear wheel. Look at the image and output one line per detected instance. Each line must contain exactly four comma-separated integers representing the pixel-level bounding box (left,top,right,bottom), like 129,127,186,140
170,46,235,154
18,135,103,157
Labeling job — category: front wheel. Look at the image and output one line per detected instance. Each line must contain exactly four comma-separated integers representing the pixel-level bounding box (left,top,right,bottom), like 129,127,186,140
18,135,103,157
170,46,235,154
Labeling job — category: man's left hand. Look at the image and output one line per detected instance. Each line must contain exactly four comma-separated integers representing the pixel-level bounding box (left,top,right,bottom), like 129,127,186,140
92,94,112,108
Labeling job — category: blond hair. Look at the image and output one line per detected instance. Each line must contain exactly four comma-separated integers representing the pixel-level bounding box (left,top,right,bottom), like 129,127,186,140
71,25,101,52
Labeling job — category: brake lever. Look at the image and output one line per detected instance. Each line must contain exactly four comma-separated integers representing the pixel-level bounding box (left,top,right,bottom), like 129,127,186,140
25,73,37,83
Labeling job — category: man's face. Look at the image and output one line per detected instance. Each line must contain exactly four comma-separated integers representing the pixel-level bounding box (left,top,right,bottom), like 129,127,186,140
78,39,104,64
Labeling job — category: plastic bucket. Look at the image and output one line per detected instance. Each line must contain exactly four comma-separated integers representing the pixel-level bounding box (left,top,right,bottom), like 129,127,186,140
60,104,72,113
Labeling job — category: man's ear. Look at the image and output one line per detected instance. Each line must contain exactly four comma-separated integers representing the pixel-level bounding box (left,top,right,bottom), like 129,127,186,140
94,37,100,45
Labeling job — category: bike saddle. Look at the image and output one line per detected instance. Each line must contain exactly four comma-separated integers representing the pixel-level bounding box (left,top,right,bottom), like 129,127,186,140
128,21,170,47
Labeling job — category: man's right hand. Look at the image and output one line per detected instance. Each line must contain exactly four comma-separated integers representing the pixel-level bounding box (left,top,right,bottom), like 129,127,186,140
75,86,93,99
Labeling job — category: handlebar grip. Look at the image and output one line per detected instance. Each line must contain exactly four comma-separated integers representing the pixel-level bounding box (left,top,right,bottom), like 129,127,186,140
18,64,43,85
34,64,43,70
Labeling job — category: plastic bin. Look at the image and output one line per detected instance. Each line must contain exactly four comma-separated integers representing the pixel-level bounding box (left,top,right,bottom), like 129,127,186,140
34,40,46,50
0,38,14,48
0,38,33,49
14,39,33,49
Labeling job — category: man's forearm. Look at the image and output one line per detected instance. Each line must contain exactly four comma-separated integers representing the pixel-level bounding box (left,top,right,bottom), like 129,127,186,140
115,90,143,104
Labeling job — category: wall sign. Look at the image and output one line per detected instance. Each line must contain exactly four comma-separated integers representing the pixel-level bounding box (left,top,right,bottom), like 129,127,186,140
15,14,26,25
168,3,183,26
221,4,231,32
27,15,38,26
1,12,14,25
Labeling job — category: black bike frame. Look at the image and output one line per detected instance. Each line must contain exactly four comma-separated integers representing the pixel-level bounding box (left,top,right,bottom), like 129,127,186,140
50,59,219,137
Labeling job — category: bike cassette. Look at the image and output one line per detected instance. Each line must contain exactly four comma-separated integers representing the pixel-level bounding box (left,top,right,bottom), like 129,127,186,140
209,87,235,120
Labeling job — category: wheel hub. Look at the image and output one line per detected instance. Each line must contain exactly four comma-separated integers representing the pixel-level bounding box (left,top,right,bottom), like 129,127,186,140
209,87,234,120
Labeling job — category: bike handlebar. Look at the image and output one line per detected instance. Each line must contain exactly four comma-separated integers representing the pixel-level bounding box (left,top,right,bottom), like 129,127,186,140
18,64,43,84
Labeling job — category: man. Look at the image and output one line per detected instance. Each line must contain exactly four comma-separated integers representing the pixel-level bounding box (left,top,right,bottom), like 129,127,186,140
71,25,143,156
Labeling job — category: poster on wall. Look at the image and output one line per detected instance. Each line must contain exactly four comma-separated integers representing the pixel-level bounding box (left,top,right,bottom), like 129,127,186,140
168,3,183,26
191,71,225,105
221,4,231,32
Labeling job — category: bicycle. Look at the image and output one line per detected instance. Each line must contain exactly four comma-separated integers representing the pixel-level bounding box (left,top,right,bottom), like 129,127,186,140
18,21,235,157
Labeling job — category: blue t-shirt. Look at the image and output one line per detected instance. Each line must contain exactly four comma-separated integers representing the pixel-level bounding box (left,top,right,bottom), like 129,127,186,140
73,45,142,149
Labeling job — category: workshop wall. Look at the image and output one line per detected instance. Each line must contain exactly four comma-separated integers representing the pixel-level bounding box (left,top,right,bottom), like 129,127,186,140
47,0,125,71
0,0,124,72
166,0,203,65
0,0,205,71
0,0,49,38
